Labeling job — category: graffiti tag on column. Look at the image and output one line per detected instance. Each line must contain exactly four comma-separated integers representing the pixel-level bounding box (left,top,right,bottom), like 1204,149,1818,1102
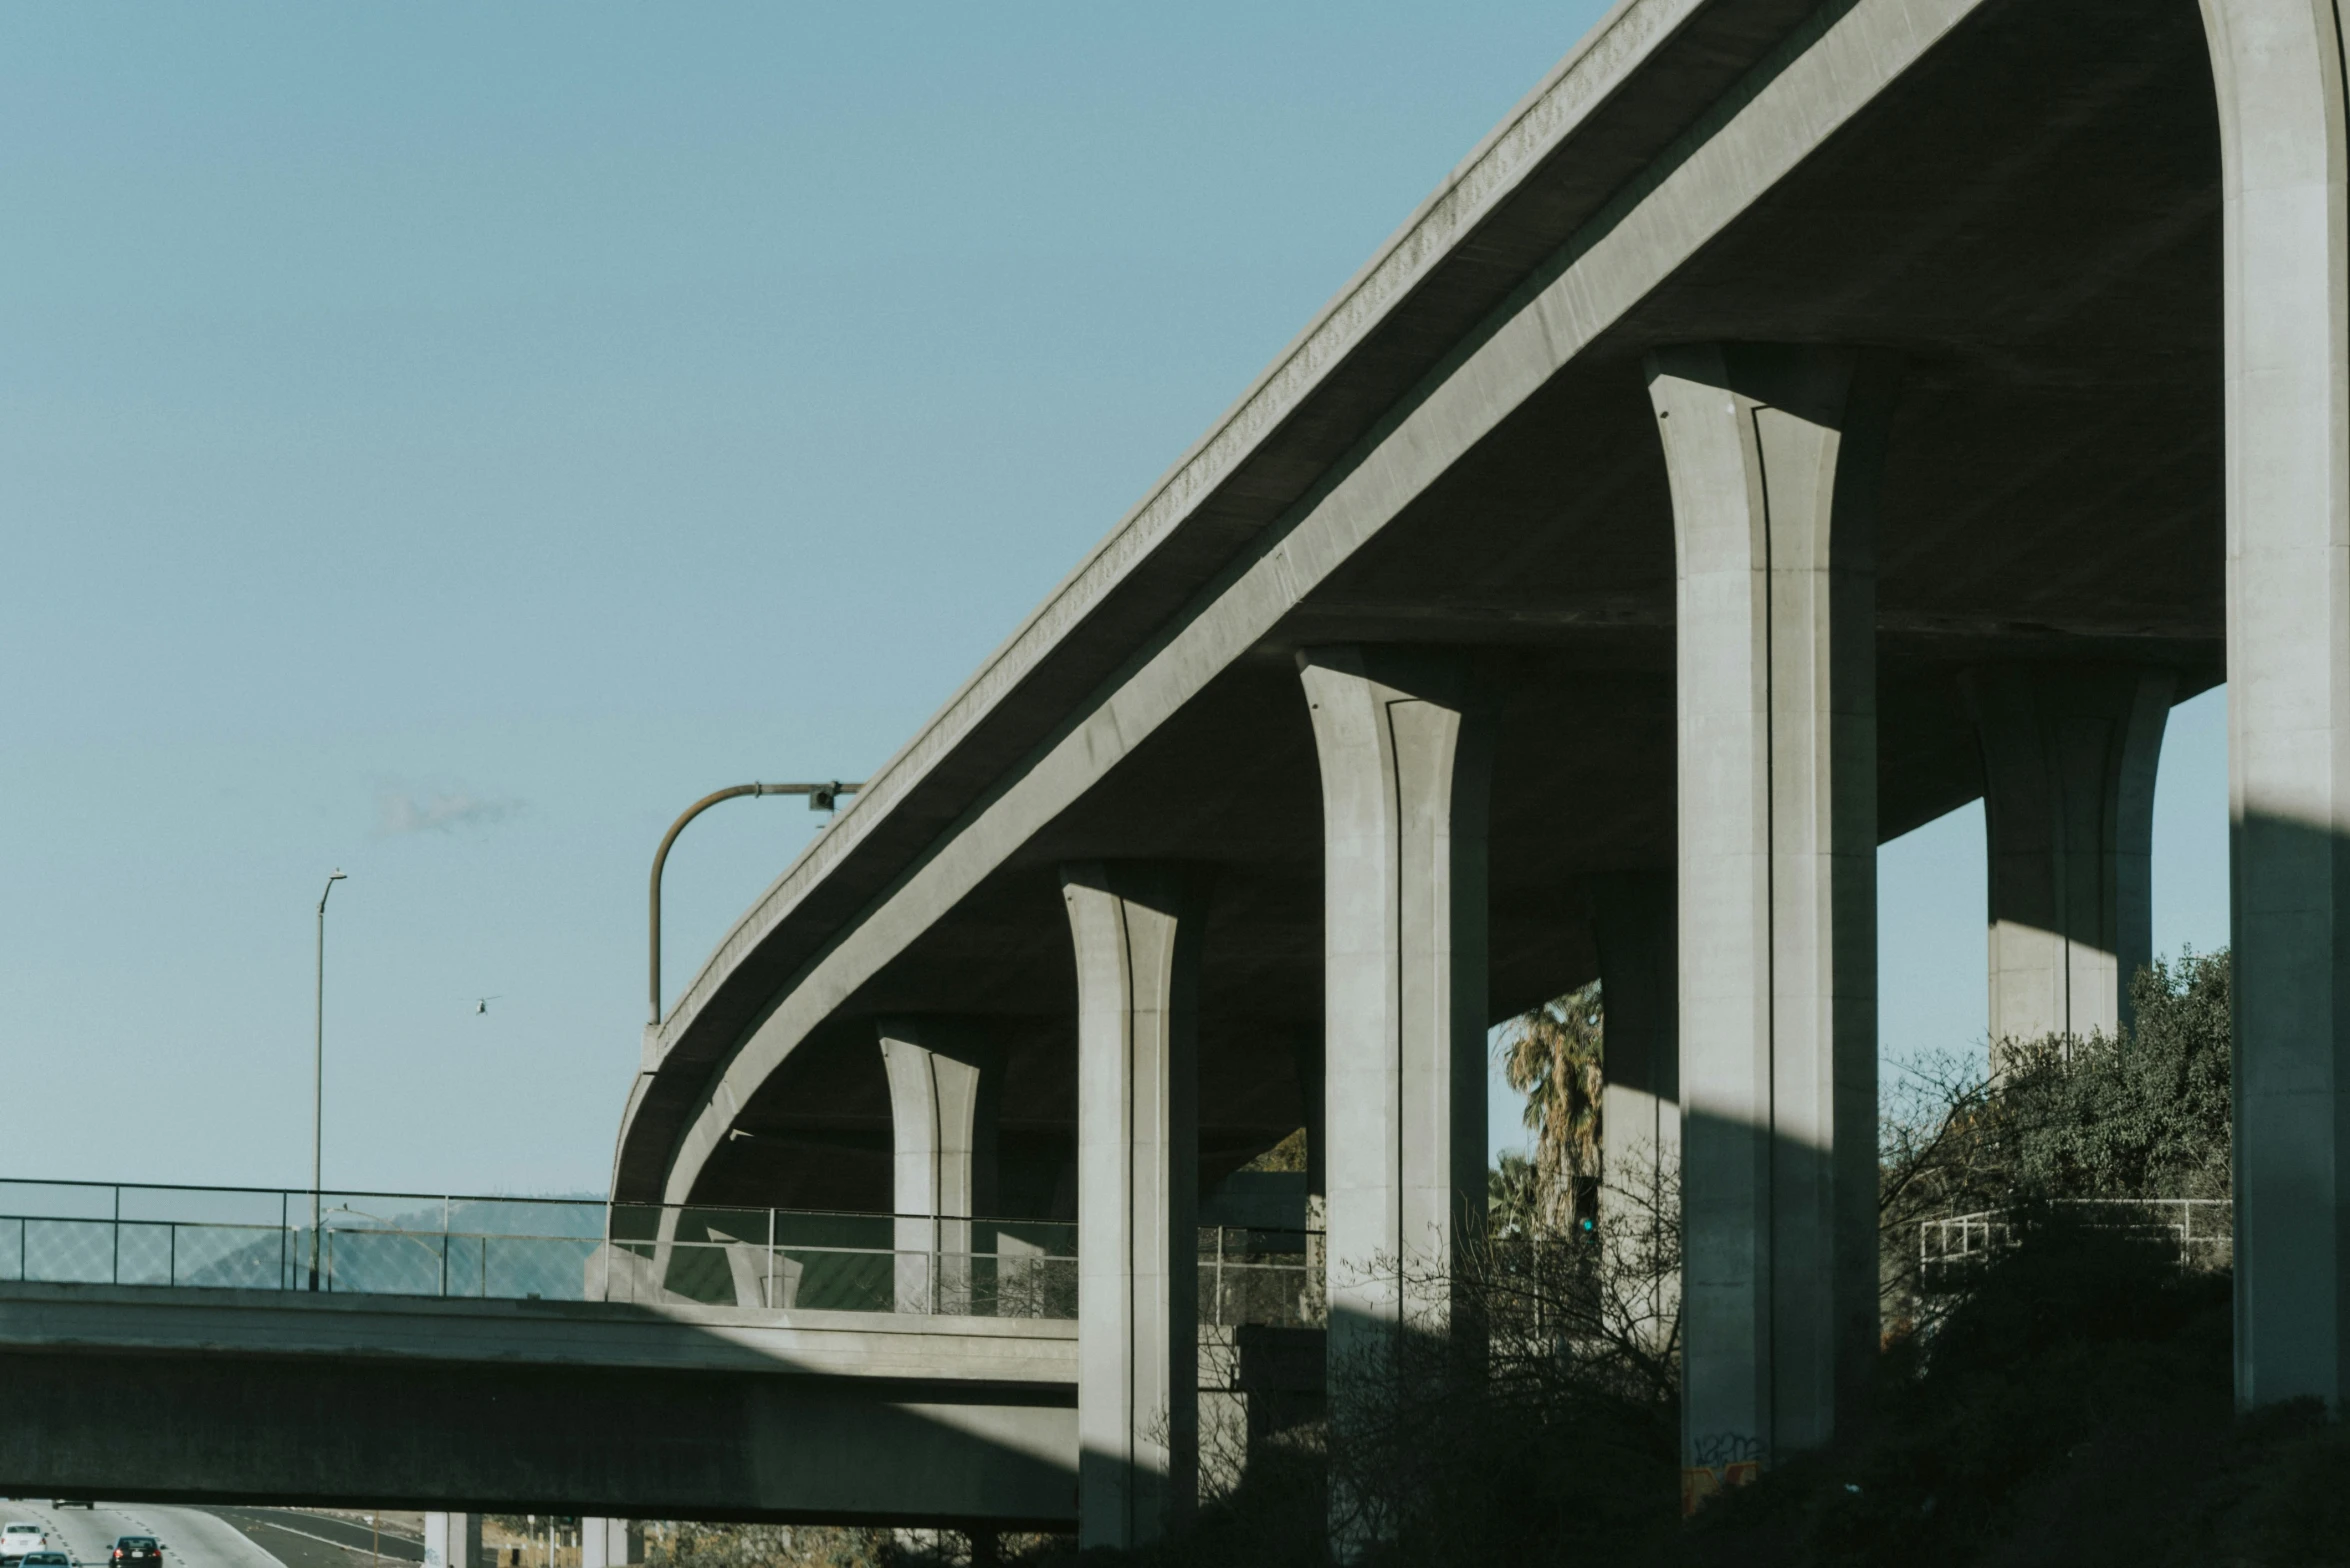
1692,1431,1765,1467
1682,1433,1765,1517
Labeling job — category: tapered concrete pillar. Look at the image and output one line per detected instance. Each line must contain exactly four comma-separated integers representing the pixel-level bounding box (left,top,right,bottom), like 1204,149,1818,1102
878,1018,1001,1315
1592,871,1679,1321
1647,344,1894,1489
1299,646,1492,1556
1062,861,1206,1550
2203,0,2350,1412
580,1521,640,1568
423,1515,481,1568
1963,665,2174,1049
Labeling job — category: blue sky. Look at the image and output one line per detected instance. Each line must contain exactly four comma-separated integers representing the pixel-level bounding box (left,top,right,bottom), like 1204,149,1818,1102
2,3,2230,1198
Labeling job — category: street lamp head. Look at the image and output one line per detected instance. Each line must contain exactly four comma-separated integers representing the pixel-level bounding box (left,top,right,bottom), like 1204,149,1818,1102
318,869,346,915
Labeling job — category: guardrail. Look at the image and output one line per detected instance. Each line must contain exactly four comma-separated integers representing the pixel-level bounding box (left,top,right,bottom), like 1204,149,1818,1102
0,1179,1323,1327
1918,1197,2233,1287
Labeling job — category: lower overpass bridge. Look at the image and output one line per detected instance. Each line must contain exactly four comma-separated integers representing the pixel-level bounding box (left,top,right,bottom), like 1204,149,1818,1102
0,1180,1318,1529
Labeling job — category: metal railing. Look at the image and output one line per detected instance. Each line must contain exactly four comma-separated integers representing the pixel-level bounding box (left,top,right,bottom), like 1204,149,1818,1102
1201,1223,1325,1329
0,1180,1325,1327
1919,1197,2233,1286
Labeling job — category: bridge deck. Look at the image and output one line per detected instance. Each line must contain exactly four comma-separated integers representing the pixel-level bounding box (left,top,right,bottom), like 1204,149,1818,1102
0,1280,1082,1528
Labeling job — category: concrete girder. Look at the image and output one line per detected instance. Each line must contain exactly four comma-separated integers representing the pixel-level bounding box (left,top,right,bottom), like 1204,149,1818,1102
1961,664,2174,1049
2201,0,2350,1412
622,0,1995,1218
1648,343,1894,1476
1062,863,1208,1549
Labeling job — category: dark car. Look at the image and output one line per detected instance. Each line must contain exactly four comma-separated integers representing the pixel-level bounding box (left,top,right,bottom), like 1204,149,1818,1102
110,1539,159,1568
24,1553,70,1567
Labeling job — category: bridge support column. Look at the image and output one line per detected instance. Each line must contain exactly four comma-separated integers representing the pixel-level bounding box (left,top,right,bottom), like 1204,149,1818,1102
1298,646,1493,1553
580,1521,640,1568
1647,344,1894,1492
423,1515,481,1568
1962,665,2173,1050
878,1019,1002,1315
1062,861,1207,1550
2203,0,2350,1412
1593,870,1678,1331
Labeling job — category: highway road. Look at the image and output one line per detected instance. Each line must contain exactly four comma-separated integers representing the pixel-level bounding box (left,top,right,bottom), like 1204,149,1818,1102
199,1512,419,1568
0,1503,425,1568
197,1513,418,1568
0,1503,282,1568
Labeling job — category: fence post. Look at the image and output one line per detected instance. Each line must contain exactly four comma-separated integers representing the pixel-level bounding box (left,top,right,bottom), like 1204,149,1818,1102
169,1223,177,1286
1213,1225,1225,1328
111,1186,120,1285
767,1208,776,1309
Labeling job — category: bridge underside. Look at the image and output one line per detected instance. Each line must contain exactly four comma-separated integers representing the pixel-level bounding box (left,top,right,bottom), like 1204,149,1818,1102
0,1285,1078,1528
688,0,2222,1215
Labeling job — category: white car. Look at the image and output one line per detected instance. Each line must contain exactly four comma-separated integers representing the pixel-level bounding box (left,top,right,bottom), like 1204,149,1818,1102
1,1525,46,1561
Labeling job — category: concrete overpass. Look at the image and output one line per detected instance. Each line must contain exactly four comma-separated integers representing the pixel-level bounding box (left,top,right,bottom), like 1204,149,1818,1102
0,1179,1311,1530
0,1281,1077,1528
609,0,2350,1549
5,0,2339,1550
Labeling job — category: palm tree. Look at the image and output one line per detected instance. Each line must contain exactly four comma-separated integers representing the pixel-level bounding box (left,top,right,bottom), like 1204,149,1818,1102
1498,981,1604,1233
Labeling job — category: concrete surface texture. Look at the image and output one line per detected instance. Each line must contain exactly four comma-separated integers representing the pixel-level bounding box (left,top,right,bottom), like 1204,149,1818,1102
1301,647,1494,1317
1064,864,1206,1551
1649,342,1890,1465
879,1019,1002,1315
1964,664,2173,1046
575,1521,637,1568
2203,0,2350,1413
421,1515,480,1568
1300,646,1494,1554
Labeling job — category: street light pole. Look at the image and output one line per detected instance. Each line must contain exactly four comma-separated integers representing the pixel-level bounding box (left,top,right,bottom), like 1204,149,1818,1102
647,782,860,1026
311,869,346,1291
